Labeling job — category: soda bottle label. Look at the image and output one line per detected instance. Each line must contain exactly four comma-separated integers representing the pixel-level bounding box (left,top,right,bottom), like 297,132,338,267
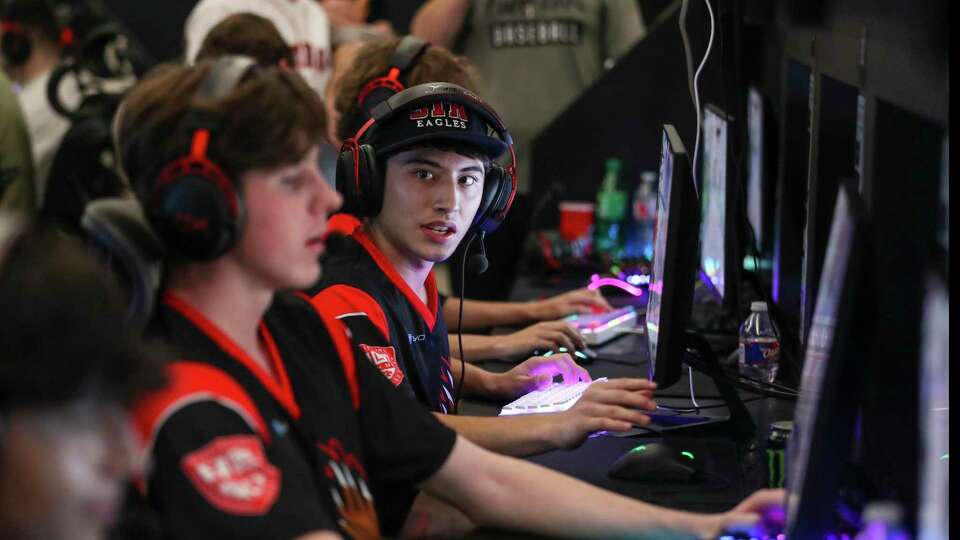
742,338,780,366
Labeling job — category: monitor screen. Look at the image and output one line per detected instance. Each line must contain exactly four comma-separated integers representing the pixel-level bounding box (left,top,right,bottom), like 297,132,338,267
700,105,728,298
645,129,674,364
785,186,856,530
918,271,948,540
645,125,698,388
938,135,948,251
747,88,765,248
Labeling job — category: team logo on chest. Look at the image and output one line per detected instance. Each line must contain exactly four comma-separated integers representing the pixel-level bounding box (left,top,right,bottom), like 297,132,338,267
409,102,469,129
181,434,281,515
359,344,404,386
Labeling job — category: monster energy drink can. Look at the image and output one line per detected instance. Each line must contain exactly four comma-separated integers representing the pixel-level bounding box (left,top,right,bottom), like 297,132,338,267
767,420,793,488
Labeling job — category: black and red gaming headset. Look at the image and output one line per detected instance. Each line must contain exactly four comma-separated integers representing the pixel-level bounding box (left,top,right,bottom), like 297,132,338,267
336,82,518,237
1,0,74,68
354,35,430,114
144,55,257,261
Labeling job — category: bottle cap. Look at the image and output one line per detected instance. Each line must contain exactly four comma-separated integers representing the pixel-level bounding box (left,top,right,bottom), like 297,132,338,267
751,301,768,312
641,171,657,184
771,420,793,432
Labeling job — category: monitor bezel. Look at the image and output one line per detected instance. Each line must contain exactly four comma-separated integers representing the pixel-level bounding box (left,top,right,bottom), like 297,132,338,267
646,124,700,388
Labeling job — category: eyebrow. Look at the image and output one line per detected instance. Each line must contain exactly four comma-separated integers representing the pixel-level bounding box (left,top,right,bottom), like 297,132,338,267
402,156,484,174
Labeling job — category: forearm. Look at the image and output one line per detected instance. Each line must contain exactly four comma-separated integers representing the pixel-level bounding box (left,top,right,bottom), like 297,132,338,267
432,413,557,456
443,297,538,331
428,437,719,539
447,333,525,361
410,0,470,48
453,361,502,397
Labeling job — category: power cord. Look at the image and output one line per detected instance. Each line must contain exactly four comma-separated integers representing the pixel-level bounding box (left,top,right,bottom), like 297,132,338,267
683,0,716,202
679,0,717,409
453,232,479,414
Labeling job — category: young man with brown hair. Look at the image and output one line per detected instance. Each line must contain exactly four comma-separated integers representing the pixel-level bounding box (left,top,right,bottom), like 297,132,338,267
330,35,614,362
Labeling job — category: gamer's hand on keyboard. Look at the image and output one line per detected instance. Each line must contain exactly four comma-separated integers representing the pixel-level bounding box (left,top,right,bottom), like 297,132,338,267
709,489,787,539
498,320,586,358
527,287,614,321
549,378,658,449
489,353,591,399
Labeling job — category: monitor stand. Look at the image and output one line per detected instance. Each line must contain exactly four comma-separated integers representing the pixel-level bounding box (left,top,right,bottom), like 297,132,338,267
644,331,756,438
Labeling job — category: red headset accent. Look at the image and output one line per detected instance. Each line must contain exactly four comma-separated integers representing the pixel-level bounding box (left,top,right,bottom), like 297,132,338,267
355,67,405,106
59,26,73,46
0,19,21,32
345,117,376,195
154,129,240,217
499,145,519,221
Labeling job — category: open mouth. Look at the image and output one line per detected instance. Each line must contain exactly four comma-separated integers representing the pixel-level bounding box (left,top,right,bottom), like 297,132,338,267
421,222,457,241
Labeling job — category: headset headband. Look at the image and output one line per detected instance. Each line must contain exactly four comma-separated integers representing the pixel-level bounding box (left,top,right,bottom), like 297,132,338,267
196,55,258,101
354,35,430,107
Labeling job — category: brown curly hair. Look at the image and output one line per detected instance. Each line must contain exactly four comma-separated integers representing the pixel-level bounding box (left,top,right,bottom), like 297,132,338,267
333,36,478,141
117,61,326,202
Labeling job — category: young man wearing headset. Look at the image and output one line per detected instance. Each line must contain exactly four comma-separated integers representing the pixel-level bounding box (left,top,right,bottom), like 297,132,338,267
326,36,617,362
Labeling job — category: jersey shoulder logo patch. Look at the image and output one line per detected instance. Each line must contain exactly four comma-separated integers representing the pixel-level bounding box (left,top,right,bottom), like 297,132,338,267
358,344,404,386
181,434,281,515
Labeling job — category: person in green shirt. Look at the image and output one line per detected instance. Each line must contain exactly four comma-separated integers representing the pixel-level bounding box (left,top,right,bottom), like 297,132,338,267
0,71,35,214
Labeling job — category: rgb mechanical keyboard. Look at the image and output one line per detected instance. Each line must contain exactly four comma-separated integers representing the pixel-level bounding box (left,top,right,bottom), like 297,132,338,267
499,377,608,416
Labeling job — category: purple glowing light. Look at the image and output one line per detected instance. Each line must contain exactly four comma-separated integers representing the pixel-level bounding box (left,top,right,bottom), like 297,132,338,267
587,276,644,297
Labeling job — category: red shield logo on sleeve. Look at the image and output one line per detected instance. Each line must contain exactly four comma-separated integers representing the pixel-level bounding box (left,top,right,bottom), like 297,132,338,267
359,344,404,386
181,435,281,515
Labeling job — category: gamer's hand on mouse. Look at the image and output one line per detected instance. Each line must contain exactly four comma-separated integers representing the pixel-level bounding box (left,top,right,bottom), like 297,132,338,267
488,353,591,399
498,320,586,358
526,288,614,321
549,378,658,449
705,489,787,539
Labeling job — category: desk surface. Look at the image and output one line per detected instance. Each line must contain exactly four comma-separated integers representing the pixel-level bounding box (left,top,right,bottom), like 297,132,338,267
459,277,795,538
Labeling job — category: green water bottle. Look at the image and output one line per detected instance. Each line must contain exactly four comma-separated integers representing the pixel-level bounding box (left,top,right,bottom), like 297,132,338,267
594,158,627,259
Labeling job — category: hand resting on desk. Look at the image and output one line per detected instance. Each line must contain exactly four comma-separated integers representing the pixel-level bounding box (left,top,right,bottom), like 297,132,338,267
483,354,657,446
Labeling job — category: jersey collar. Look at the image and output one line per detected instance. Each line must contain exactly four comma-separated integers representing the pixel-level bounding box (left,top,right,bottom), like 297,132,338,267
162,292,302,420
351,228,439,331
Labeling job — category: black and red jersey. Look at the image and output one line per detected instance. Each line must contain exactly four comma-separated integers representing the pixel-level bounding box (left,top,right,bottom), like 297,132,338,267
131,291,455,539
310,228,456,415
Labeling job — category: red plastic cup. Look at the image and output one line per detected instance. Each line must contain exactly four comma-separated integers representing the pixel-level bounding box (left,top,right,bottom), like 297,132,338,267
558,201,595,242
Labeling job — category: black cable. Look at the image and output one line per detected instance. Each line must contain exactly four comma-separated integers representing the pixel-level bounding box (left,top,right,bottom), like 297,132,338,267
453,232,479,414
657,394,766,414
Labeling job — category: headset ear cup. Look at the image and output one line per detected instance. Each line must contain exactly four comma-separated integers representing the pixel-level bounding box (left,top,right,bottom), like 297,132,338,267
336,143,363,215
473,165,514,235
357,144,381,216
149,176,241,260
1,31,31,67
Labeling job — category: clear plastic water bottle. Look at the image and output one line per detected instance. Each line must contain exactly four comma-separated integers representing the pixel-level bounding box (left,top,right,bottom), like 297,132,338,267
739,301,780,383
855,501,911,540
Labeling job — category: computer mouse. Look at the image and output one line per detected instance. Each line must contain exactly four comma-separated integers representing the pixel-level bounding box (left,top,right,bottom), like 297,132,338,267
607,442,702,482
534,347,596,364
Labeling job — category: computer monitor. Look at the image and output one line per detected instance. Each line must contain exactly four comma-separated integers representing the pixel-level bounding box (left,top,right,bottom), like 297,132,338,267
699,104,740,307
746,87,775,266
785,181,870,538
772,61,813,340
938,135,948,251
917,264,948,540
646,124,698,388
